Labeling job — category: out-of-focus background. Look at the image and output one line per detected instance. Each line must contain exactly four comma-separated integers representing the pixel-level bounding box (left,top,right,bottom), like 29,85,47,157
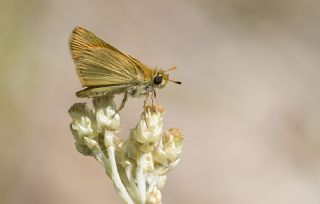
1,0,320,203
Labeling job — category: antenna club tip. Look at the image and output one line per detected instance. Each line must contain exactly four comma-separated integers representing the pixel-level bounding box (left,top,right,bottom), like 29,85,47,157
169,79,182,85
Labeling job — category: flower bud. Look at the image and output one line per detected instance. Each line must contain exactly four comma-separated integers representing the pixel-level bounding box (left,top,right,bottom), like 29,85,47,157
133,105,164,152
154,128,184,166
69,103,95,139
147,188,162,204
93,96,120,131
69,103,97,156
143,153,155,173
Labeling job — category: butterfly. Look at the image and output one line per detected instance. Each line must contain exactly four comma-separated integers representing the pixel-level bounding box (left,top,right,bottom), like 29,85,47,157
69,26,181,111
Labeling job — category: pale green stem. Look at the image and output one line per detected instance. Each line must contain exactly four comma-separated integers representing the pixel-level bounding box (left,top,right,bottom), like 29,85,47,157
147,175,160,194
124,164,142,203
118,165,141,203
107,145,134,204
136,153,147,203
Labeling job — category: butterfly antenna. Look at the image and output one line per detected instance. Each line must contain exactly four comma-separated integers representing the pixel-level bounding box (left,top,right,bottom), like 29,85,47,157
169,79,182,85
165,66,177,72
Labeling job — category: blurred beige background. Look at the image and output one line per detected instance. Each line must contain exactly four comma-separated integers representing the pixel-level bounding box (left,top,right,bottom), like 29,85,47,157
1,0,320,203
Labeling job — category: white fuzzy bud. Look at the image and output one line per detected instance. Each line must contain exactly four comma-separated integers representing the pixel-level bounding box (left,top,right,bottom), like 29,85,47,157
147,188,162,204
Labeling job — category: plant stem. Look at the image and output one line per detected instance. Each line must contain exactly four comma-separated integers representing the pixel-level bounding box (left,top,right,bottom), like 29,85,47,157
108,145,134,204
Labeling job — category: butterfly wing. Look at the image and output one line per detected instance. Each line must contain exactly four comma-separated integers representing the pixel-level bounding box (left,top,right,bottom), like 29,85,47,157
75,47,145,87
69,27,151,91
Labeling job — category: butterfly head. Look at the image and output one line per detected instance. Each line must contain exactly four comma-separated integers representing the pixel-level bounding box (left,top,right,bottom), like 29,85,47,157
152,66,181,89
152,70,169,89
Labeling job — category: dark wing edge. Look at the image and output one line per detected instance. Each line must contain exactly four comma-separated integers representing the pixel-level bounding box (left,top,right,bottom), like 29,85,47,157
76,84,130,98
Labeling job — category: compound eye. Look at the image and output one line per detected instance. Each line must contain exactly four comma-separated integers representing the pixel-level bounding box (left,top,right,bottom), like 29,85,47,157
153,75,163,85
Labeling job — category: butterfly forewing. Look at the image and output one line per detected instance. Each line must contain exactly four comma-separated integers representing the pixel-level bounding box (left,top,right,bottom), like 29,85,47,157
70,26,125,61
69,27,151,91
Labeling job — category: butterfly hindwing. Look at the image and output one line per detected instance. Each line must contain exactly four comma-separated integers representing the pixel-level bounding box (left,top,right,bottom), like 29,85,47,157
76,84,130,98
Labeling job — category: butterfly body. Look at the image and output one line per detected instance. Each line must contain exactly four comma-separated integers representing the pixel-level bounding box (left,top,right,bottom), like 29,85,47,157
127,84,153,97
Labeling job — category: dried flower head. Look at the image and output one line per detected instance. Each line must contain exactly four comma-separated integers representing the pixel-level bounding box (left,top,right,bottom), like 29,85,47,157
68,95,183,204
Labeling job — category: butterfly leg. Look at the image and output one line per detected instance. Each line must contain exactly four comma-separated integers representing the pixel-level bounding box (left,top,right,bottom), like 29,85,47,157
142,92,151,128
144,92,150,109
151,92,154,106
153,90,159,104
113,91,128,117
